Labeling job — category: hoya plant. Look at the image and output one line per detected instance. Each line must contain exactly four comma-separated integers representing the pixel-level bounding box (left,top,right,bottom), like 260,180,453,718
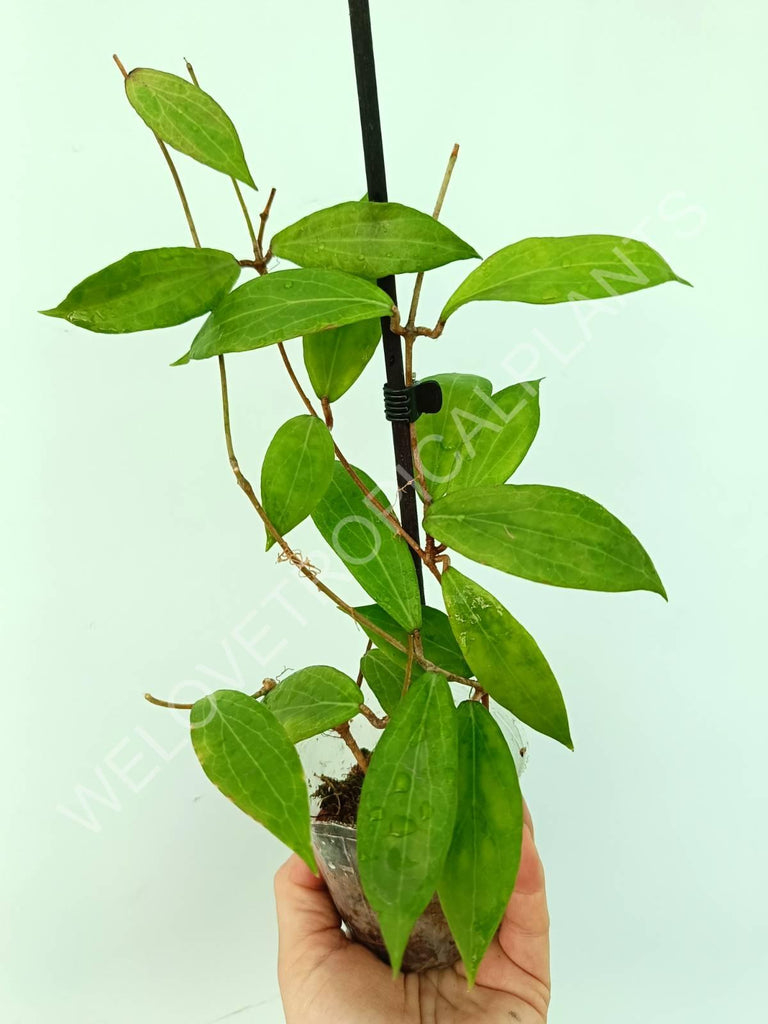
41,54,688,981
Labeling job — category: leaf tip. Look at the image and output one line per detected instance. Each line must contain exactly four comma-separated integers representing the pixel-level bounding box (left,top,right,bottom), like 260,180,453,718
171,350,192,366
675,274,693,288
38,307,63,319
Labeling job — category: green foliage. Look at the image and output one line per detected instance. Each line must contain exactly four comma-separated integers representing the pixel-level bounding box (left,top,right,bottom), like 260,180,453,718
40,247,240,333
45,55,691,976
312,463,422,632
442,234,690,318
438,701,524,984
177,269,392,361
357,672,458,973
441,567,572,747
264,666,362,742
125,68,256,188
425,483,666,596
303,318,381,402
415,374,540,499
359,649,404,715
260,415,334,550
271,200,479,278
190,690,315,870
354,603,471,678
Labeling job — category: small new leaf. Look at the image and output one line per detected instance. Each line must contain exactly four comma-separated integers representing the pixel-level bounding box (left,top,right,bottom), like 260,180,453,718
264,666,362,742
438,701,524,984
303,319,381,403
190,690,316,870
357,672,458,974
312,463,422,632
125,68,256,188
425,483,666,596
261,415,335,550
185,269,393,360
442,234,690,319
272,201,479,278
40,247,240,334
441,568,572,747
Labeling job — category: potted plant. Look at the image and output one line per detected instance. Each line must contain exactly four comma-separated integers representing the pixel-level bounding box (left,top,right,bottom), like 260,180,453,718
39,36,688,984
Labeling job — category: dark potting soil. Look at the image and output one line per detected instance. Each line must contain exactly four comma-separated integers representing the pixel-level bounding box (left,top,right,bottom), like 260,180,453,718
312,754,369,826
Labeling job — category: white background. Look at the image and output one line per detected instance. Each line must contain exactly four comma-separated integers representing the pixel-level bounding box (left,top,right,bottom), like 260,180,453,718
3,0,767,1020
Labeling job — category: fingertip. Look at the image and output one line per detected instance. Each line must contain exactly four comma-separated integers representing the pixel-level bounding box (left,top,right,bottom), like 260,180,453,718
275,853,326,893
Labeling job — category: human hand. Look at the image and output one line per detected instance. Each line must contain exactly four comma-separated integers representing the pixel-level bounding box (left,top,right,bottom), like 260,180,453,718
274,803,550,1022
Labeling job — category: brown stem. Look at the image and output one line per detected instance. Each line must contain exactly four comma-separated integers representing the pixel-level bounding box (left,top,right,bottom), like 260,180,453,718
145,677,277,710
335,722,369,772
217,353,463,682
275,341,440,580
321,396,334,429
359,704,388,729
258,187,277,255
406,143,459,332
355,639,374,687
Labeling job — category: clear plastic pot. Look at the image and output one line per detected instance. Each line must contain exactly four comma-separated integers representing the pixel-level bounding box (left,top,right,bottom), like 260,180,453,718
300,700,529,973
311,819,459,972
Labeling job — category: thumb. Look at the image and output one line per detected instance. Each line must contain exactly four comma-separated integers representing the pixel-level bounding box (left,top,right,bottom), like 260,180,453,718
497,806,550,986
274,854,344,963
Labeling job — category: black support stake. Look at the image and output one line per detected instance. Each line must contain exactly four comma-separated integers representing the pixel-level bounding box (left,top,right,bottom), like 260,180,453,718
347,0,426,603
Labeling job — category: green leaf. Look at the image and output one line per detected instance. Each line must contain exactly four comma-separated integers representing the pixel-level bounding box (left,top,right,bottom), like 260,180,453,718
312,463,422,632
264,666,362,742
303,319,381,402
271,201,479,279
414,375,540,500
40,247,240,334
441,568,572,747
183,269,393,360
354,603,472,678
359,649,405,716
425,483,666,597
125,68,256,188
442,234,690,319
190,690,316,870
261,415,335,550
357,672,458,973
438,700,524,984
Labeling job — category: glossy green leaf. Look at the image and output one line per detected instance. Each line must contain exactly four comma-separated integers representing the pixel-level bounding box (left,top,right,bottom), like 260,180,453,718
425,483,666,597
312,463,422,632
271,201,479,279
181,269,393,361
264,666,362,742
438,700,524,984
441,568,572,747
125,68,256,188
190,690,316,870
442,235,690,319
354,603,472,678
359,649,404,716
40,247,240,334
302,318,381,402
358,672,458,973
261,415,334,550
415,375,540,499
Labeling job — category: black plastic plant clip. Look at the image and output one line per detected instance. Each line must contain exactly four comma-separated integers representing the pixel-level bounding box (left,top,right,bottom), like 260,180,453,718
383,380,443,423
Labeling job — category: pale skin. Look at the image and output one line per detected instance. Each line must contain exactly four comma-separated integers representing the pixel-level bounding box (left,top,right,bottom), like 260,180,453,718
274,803,550,1023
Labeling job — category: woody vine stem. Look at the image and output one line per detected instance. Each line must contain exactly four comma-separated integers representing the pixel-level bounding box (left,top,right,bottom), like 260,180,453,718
120,56,481,756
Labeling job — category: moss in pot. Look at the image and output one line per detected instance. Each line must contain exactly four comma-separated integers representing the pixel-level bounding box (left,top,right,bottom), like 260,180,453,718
39,44,690,984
